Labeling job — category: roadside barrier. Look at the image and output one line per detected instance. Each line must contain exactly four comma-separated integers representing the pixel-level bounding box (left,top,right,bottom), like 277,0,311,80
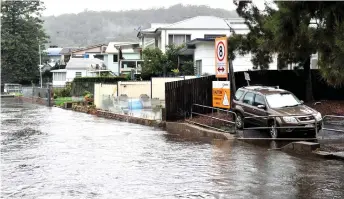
187,104,237,134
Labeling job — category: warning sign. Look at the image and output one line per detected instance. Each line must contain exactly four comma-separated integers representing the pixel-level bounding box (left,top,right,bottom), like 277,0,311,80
215,37,228,79
212,81,231,109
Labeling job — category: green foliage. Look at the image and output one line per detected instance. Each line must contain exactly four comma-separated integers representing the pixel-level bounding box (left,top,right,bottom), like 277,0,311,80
1,0,49,84
165,44,185,72
73,76,127,83
181,61,194,75
142,44,193,77
142,47,167,76
54,84,71,97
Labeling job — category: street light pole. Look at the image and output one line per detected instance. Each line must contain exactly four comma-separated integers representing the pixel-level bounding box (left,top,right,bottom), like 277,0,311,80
38,42,43,88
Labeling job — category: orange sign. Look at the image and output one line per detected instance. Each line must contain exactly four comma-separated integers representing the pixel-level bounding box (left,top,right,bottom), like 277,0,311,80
215,37,228,79
212,81,230,109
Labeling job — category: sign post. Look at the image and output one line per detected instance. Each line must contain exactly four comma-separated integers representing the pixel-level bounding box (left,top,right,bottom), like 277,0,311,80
244,72,250,86
215,37,228,79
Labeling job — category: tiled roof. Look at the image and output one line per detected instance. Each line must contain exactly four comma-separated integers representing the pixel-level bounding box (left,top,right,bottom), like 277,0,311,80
60,47,84,55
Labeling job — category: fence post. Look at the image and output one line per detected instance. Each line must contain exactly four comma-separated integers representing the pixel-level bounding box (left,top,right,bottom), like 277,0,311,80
47,85,52,106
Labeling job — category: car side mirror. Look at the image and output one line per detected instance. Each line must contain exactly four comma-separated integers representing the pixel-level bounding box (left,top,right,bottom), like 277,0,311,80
257,105,266,109
300,100,304,104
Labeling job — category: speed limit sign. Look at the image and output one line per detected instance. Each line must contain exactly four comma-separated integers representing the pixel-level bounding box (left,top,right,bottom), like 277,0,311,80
215,37,228,78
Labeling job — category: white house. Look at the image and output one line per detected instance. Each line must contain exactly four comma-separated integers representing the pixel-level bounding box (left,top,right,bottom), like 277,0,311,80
51,58,106,86
138,16,318,75
105,42,142,75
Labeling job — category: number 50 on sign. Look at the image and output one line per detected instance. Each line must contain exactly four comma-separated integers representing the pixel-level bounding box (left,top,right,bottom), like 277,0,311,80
215,37,228,79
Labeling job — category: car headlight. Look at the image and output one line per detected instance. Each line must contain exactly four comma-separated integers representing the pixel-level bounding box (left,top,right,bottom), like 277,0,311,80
314,112,322,121
282,116,298,123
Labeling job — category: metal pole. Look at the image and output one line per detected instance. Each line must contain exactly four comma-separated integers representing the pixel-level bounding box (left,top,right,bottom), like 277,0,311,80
38,41,42,88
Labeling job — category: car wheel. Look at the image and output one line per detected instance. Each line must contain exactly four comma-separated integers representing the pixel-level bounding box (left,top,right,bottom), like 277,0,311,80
269,122,279,139
236,113,244,130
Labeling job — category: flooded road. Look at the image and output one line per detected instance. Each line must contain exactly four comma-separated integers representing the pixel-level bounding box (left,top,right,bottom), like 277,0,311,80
1,99,344,199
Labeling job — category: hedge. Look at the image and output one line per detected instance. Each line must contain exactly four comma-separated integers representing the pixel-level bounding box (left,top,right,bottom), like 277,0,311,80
73,76,128,83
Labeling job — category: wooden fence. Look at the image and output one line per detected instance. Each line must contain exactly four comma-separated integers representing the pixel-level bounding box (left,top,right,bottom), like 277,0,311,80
165,75,216,121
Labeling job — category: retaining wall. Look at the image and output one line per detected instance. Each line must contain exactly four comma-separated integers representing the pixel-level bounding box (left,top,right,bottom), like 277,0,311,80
165,122,234,140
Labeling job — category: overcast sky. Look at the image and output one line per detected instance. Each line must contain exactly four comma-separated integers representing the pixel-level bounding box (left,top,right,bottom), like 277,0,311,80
43,0,267,16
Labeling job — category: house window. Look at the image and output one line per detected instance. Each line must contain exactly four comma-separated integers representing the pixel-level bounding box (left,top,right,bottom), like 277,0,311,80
204,34,226,39
195,60,202,76
113,54,118,63
75,72,82,78
168,34,191,46
53,73,66,81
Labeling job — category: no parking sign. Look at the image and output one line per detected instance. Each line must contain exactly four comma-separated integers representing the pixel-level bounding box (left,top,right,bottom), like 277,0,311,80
215,37,228,79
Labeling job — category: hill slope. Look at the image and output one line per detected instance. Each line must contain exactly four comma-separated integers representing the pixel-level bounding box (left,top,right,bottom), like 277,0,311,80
43,4,237,47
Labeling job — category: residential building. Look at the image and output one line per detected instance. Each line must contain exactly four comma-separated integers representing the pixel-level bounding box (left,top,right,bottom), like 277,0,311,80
71,44,107,60
43,46,63,69
138,16,318,76
51,58,107,86
105,42,142,75
59,47,84,65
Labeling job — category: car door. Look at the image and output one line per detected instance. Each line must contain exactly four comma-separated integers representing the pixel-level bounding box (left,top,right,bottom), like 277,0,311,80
252,94,269,126
241,92,256,125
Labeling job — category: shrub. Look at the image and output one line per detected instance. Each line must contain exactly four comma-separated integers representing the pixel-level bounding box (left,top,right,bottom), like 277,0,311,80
73,77,127,83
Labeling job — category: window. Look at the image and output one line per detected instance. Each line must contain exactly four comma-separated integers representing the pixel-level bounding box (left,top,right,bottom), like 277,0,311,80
266,93,301,108
243,92,255,105
53,73,66,81
168,34,191,46
195,60,202,75
254,94,266,106
113,54,118,63
235,89,244,100
204,34,226,39
75,72,82,78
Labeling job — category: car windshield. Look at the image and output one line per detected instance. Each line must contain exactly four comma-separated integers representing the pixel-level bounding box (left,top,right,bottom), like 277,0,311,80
266,93,301,108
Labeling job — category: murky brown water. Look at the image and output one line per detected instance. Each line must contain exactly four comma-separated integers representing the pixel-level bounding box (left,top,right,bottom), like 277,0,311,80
1,99,344,199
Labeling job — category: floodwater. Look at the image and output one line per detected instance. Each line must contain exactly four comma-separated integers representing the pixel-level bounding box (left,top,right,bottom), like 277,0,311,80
1,99,344,199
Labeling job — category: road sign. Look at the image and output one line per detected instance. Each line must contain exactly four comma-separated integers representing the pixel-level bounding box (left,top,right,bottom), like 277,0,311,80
212,81,231,109
215,37,228,79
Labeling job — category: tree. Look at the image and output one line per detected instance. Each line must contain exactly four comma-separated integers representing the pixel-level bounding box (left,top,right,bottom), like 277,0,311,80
141,47,167,77
142,44,194,77
1,0,49,84
229,1,316,101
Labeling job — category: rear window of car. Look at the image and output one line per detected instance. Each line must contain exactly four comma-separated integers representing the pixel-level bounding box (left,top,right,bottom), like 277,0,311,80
235,89,245,100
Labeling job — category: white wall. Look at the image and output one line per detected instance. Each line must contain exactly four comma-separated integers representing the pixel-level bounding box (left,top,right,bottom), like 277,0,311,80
151,77,184,100
66,70,87,82
94,83,118,108
117,81,151,98
107,54,119,74
193,42,278,74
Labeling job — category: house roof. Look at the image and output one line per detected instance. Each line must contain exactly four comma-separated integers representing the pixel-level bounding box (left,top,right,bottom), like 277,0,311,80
60,47,84,55
105,42,140,53
187,38,215,45
44,48,63,56
71,44,106,53
66,58,105,70
138,16,248,37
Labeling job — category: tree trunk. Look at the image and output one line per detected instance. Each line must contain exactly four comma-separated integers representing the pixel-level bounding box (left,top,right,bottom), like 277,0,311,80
304,56,314,102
